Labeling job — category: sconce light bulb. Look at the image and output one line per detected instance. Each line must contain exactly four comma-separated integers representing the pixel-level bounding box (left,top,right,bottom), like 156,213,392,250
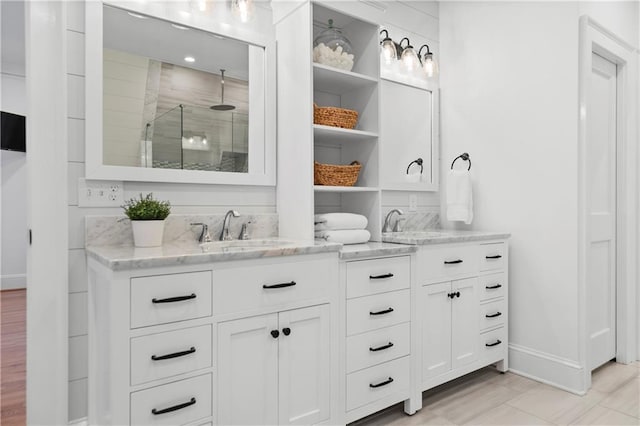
422,53,438,78
401,48,420,72
380,41,397,65
189,137,194,144
232,0,253,23
203,138,207,145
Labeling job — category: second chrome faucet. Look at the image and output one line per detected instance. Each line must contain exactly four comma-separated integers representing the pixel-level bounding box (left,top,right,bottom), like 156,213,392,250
220,210,240,241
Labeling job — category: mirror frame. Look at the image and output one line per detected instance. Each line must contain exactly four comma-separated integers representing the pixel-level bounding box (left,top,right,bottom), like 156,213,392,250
85,1,276,185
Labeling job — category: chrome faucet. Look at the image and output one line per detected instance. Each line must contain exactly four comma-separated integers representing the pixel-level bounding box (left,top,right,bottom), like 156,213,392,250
382,209,404,233
220,210,240,241
191,222,212,243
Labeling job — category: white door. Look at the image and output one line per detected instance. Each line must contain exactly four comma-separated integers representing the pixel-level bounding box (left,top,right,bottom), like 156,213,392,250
422,282,452,380
452,278,479,369
217,314,279,425
587,53,617,371
278,304,331,425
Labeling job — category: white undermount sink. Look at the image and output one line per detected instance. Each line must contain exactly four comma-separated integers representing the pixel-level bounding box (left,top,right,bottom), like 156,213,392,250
199,239,296,251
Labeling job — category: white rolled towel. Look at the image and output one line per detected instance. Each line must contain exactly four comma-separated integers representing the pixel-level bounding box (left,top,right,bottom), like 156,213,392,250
314,213,368,231
446,169,473,225
315,229,371,245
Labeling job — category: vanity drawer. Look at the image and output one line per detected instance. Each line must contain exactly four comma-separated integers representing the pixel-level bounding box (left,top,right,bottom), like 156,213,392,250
212,257,336,315
346,323,410,373
480,327,507,363
130,325,212,386
131,271,212,329
480,243,505,271
480,299,505,331
346,290,410,336
480,273,505,301
130,373,212,426
346,356,410,412
346,256,410,299
419,244,479,283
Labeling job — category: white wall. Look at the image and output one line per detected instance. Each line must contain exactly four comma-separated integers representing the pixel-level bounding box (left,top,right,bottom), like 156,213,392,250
440,1,639,392
65,1,276,420
1,72,27,290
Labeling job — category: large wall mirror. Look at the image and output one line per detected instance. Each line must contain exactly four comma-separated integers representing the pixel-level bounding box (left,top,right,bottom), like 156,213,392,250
85,2,275,185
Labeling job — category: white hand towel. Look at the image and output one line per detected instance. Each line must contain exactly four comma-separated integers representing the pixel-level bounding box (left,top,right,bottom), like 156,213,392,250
315,229,371,245
446,169,473,224
314,213,368,231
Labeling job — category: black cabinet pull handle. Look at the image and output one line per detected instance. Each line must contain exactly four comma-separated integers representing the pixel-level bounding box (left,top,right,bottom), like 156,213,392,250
485,312,502,318
369,377,394,388
444,259,463,264
270,330,280,338
263,281,296,289
485,284,502,290
152,293,196,304
370,273,394,280
454,291,461,298
370,307,394,316
151,397,196,415
282,327,291,336
448,292,455,299
486,255,502,259
369,342,394,352
486,340,502,347
151,347,196,361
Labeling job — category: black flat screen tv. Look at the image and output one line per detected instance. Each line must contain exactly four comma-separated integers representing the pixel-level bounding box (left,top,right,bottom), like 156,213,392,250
1,111,26,152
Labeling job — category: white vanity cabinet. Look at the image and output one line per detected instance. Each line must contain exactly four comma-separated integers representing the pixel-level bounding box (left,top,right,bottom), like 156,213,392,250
417,240,509,392
88,252,340,426
340,254,420,423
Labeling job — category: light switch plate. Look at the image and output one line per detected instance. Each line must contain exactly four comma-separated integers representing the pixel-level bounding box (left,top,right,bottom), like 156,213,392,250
78,179,124,207
409,194,418,212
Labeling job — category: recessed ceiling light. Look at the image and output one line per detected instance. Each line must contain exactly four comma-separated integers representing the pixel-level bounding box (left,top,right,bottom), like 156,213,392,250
184,56,196,63
127,12,148,19
171,24,189,30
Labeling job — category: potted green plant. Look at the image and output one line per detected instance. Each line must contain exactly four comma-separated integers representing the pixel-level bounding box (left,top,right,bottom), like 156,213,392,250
122,193,171,247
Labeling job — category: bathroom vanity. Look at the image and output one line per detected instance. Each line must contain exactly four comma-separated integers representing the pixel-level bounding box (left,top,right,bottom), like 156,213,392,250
87,229,508,426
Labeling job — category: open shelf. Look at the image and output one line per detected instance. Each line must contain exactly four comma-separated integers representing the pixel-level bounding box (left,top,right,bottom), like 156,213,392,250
313,63,377,95
313,124,377,145
314,185,379,193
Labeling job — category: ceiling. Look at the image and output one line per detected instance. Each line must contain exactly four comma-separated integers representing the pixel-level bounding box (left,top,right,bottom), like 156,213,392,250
103,5,249,81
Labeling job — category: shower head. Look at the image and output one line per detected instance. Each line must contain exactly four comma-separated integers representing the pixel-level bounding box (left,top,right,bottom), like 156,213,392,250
210,69,236,111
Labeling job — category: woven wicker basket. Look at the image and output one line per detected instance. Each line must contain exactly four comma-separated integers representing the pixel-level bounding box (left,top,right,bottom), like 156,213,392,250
313,103,358,129
314,161,361,186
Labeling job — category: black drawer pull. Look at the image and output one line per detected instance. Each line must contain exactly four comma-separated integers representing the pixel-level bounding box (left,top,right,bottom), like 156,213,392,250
486,339,502,347
369,342,394,352
282,327,291,336
270,330,280,338
370,307,394,316
486,255,502,259
151,347,196,361
263,281,296,289
151,397,196,415
444,259,463,264
152,293,196,304
485,284,502,290
370,273,394,280
369,377,394,388
485,312,502,318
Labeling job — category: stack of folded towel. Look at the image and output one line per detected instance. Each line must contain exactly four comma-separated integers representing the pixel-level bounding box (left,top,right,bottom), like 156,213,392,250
314,213,370,245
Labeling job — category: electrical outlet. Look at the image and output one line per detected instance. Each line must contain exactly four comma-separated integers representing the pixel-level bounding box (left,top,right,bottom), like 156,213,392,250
78,179,124,207
409,194,418,212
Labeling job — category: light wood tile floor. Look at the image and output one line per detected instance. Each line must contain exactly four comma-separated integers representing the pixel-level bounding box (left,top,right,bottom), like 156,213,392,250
1,289,26,426
352,362,640,426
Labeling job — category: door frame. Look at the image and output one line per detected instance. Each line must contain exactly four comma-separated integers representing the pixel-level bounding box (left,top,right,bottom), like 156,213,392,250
578,15,638,391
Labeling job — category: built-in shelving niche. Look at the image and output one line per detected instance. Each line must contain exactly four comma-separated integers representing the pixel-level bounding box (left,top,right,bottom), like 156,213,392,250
312,3,382,240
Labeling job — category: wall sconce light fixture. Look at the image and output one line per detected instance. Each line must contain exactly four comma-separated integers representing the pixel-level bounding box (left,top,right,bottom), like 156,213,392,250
399,37,421,73
231,0,254,23
418,44,438,78
379,29,397,65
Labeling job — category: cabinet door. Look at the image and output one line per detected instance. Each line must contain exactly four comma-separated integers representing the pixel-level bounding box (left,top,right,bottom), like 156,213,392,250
278,305,331,425
217,314,279,425
422,282,452,380
452,277,479,369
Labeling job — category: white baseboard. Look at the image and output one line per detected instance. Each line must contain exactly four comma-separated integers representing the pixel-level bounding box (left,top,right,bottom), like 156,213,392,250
509,343,587,394
1,274,26,290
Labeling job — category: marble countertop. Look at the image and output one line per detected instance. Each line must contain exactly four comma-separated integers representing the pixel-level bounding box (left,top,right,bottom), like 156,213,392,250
86,239,342,271
338,242,418,260
381,229,510,245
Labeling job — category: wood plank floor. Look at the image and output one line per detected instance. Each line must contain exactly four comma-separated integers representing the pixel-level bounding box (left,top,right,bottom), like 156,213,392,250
1,289,26,426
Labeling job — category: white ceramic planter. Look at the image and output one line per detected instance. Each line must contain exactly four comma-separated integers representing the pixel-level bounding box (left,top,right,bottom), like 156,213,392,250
131,220,165,247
